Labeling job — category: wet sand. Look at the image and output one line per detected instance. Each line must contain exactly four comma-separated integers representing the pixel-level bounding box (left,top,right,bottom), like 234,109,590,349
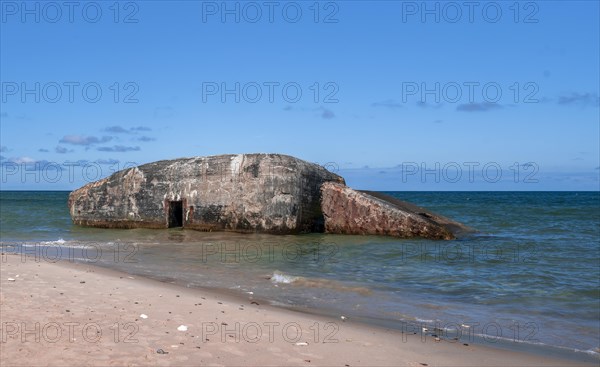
0,253,595,366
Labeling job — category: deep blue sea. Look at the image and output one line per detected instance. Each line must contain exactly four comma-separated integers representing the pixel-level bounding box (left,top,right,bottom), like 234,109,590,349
1,191,599,360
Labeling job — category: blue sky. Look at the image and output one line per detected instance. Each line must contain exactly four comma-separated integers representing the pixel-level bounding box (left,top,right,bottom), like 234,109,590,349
1,1,599,190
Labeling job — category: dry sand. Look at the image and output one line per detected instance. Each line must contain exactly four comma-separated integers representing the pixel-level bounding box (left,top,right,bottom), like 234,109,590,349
0,252,594,366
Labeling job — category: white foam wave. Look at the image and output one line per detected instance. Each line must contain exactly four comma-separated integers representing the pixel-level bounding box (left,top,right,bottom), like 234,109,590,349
270,271,299,284
40,238,66,245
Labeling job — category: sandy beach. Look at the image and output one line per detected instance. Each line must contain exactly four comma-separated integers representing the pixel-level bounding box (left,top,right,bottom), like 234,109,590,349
0,252,594,367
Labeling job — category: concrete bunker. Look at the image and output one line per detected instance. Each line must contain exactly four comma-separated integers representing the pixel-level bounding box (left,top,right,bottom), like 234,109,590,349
68,154,470,239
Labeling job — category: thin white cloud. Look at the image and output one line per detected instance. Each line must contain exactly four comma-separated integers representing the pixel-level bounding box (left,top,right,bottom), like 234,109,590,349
316,106,335,119
60,135,113,146
55,146,73,154
96,159,120,165
456,102,503,112
372,100,403,109
104,126,131,134
557,93,599,107
97,145,141,152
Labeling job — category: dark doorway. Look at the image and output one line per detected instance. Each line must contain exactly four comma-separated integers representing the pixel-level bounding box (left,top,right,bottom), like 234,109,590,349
168,201,183,228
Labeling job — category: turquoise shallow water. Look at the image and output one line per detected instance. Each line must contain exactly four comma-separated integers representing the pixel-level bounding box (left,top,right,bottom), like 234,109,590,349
1,191,599,360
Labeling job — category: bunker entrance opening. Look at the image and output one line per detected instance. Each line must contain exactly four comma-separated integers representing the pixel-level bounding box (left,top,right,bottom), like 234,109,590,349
168,201,183,228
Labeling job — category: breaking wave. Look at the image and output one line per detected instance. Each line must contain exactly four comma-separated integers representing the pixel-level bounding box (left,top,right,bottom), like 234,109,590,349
270,271,372,295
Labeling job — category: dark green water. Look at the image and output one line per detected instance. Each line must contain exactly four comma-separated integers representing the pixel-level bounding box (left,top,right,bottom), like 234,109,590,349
1,191,599,360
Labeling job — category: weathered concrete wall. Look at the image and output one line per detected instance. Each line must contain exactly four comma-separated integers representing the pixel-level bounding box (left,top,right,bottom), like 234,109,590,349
68,154,345,234
320,182,468,240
